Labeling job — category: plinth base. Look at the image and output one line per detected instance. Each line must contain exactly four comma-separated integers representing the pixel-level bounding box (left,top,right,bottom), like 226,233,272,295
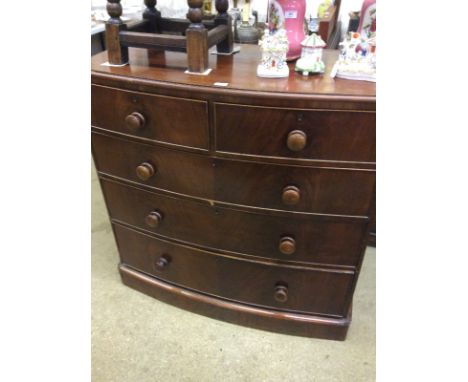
119,264,351,340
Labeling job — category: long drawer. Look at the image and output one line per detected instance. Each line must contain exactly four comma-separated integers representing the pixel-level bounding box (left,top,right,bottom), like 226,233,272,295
214,103,376,163
91,85,209,150
102,178,367,267
92,132,375,216
114,224,355,316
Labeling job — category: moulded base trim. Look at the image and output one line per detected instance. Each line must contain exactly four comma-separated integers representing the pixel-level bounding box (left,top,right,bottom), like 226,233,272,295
119,264,351,340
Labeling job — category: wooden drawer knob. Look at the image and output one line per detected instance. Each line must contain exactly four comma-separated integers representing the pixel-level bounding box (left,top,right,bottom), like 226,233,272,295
136,162,155,181
145,210,163,228
274,285,288,303
155,255,171,271
282,185,301,206
279,236,296,255
287,130,307,152
125,112,146,130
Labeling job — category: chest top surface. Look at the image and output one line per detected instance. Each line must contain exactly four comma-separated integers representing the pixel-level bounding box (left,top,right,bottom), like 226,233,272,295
91,45,375,102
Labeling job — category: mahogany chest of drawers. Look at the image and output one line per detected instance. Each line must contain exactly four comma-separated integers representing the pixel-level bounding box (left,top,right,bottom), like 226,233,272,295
91,46,376,340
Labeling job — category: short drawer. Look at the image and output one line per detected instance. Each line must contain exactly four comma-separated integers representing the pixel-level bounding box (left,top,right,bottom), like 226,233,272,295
91,85,209,150
92,132,213,200
114,224,355,316
214,103,375,163
102,179,368,267
92,133,375,216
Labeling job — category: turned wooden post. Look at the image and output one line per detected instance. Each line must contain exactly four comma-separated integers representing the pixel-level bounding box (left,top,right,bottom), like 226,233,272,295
214,0,233,54
143,0,161,32
186,0,209,73
105,0,128,65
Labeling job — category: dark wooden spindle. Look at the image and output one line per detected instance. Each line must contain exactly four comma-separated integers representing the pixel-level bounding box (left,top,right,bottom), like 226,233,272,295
105,0,128,64
143,0,161,32
107,0,123,24
186,0,209,72
214,0,233,53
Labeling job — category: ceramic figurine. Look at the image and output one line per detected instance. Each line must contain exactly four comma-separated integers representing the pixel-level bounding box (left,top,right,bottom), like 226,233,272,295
268,0,306,61
257,29,290,78
330,32,376,82
295,33,326,76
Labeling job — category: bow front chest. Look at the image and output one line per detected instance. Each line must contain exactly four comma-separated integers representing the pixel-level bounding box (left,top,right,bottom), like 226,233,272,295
91,46,376,340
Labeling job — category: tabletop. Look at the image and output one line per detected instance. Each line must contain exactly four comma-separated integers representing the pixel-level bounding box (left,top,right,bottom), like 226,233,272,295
91,44,376,101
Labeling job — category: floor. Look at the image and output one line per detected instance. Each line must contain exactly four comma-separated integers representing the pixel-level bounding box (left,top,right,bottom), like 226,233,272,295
92,166,376,382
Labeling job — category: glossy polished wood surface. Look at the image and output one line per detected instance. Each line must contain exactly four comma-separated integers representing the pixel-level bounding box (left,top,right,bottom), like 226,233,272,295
92,45,375,340
91,45,375,103
114,224,355,316
119,265,351,340
100,178,367,267
92,84,209,149
125,111,146,131
215,103,376,163
92,132,375,216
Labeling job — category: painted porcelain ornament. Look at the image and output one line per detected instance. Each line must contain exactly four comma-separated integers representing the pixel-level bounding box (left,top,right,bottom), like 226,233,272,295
295,33,326,76
257,29,290,78
330,32,376,82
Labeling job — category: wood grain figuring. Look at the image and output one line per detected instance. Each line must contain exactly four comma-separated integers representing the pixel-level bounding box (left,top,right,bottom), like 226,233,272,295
119,265,350,340
105,23,129,65
114,224,355,316
105,0,129,65
100,178,367,267
91,44,375,339
92,132,375,216
91,46,375,104
92,85,209,150
186,0,209,72
215,103,376,163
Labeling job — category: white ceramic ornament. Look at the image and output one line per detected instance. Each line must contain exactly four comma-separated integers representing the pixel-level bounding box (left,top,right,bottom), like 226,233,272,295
257,29,289,78
295,33,326,76
330,32,376,82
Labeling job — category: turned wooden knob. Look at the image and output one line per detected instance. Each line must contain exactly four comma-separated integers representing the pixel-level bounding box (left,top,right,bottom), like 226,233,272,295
136,162,155,181
107,0,123,20
125,112,146,130
155,255,171,271
187,0,204,24
145,210,163,228
282,185,301,206
215,0,229,14
279,236,296,255
274,285,288,303
287,130,307,152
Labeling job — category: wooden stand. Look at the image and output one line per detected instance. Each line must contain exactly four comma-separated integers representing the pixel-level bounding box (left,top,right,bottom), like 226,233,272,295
105,0,233,73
